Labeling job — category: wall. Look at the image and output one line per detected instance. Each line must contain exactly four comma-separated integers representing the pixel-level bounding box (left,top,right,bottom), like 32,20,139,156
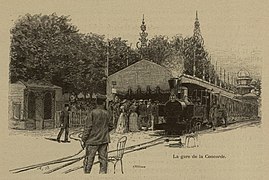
8,82,26,129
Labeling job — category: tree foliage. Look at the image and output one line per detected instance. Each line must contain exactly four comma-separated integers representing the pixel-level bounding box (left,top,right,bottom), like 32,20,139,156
10,13,242,96
146,35,173,64
10,13,79,83
108,37,140,75
10,14,108,95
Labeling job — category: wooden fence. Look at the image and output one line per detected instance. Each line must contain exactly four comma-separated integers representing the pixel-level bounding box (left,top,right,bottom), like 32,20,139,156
55,110,88,128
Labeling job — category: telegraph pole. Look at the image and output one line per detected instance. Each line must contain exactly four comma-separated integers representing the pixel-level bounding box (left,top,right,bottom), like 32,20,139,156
193,48,196,77
106,41,109,77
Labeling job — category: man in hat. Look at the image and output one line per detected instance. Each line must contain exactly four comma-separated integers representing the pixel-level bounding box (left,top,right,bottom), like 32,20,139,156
57,104,70,143
112,95,121,129
209,103,217,131
81,94,114,174
138,99,147,130
219,104,228,127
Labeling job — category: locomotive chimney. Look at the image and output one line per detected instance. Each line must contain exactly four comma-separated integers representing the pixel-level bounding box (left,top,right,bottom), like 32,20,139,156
168,78,180,97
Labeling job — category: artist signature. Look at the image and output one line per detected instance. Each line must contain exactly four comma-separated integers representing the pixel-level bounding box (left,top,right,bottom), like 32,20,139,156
133,165,146,168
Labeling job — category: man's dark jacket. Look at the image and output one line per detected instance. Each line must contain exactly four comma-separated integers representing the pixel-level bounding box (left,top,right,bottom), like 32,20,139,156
60,110,70,128
82,107,114,145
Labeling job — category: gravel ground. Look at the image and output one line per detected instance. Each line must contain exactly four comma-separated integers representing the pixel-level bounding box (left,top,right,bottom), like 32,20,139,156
2,119,268,180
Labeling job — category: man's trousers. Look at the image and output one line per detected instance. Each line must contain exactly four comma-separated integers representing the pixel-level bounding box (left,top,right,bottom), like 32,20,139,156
83,143,108,174
57,127,69,141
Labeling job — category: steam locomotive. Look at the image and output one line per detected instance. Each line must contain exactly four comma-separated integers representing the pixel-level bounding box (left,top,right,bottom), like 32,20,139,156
157,78,195,135
156,76,259,135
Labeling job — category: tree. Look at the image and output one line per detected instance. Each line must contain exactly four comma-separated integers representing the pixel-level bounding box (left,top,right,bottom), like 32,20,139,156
161,35,185,77
108,37,140,75
64,33,107,98
10,13,79,85
181,36,208,78
146,35,173,64
251,79,261,96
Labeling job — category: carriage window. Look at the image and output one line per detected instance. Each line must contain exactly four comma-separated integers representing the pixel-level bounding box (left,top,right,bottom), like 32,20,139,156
13,103,21,120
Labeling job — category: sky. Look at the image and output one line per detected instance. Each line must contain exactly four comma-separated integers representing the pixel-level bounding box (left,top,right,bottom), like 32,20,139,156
1,0,268,79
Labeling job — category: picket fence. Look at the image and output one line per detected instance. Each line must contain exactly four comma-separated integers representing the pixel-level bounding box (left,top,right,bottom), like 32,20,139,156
55,110,88,128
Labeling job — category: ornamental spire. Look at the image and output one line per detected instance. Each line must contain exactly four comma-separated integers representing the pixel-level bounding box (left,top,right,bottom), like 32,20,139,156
136,14,149,59
193,11,204,45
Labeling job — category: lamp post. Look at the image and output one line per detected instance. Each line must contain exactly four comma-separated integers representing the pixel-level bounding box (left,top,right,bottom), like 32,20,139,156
126,43,132,66
106,40,110,77
105,39,110,107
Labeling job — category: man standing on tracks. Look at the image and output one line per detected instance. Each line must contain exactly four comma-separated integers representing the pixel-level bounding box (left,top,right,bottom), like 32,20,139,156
57,104,70,143
219,104,228,127
81,94,114,174
209,103,217,131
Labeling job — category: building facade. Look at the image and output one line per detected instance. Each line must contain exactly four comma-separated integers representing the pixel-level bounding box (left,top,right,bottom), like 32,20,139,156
107,60,174,101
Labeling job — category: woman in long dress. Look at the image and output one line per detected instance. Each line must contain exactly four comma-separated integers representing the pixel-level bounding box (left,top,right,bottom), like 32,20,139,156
129,102,139,132
115,105,128,134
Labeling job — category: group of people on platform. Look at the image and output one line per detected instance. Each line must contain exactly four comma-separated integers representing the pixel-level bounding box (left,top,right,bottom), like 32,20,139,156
108,96,161,134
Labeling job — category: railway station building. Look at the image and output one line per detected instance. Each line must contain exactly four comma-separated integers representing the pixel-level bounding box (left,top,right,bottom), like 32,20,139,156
106,59,174,102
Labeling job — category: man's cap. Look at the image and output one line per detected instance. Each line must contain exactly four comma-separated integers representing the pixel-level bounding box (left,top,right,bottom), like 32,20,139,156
64,104,70,107
96,93,107,100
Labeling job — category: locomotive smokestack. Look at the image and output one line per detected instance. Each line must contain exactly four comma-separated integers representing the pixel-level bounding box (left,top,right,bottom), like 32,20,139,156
168,78,180,97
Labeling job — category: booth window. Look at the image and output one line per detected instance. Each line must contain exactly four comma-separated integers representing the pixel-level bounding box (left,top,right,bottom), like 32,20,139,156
13,103,21,120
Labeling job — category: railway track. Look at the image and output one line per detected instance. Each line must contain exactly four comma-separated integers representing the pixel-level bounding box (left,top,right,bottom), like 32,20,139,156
9,119,260,174
200,119,261,135
9,131,166,174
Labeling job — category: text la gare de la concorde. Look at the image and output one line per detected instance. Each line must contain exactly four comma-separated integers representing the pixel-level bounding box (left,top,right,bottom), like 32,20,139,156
173,154,226,159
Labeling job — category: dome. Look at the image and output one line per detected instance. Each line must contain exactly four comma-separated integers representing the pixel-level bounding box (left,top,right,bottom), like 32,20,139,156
237,69,250,78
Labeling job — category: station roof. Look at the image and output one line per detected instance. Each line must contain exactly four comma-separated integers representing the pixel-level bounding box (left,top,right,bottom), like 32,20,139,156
108,59,172,77
179,74,238,99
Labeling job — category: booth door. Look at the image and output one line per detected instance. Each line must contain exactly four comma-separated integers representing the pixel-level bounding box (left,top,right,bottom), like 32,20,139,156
44,93,52,120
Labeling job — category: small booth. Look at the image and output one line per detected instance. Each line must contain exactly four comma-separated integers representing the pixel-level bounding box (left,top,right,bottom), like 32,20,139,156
8,80,63,130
